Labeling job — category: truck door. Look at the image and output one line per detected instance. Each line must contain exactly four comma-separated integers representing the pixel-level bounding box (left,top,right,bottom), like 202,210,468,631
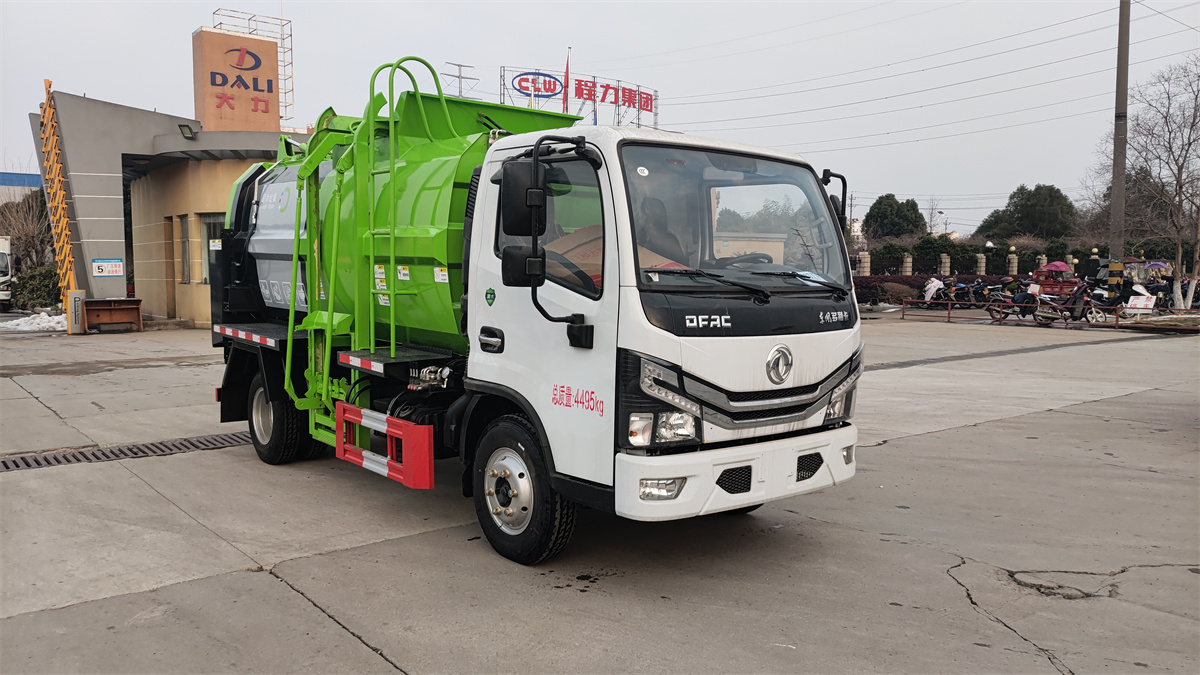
467,148,619,487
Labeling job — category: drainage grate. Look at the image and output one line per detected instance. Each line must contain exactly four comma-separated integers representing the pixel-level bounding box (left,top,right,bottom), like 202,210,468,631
716,465,752,494
796,453,824,481
0,432,252,473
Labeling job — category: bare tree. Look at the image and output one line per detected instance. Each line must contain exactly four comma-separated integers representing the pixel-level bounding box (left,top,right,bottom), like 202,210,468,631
0,187,52,270
1127,54,1200,308
925,198,942,235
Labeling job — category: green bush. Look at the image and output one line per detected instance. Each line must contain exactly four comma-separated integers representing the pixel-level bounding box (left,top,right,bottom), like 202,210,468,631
1045,238,1069,261
14,265,61,310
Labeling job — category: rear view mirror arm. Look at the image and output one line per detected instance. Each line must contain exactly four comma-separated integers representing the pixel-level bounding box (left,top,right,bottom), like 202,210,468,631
525,135,593,348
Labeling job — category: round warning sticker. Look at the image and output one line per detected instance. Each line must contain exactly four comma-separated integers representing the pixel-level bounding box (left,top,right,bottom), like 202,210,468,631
636,166,649,176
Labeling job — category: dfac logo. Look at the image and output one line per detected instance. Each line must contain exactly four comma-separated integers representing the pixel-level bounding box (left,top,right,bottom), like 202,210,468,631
511,72,563,99
225,48,262,71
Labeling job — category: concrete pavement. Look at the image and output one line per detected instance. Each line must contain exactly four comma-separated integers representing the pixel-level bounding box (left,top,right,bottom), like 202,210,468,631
0,321,1196,673
0,329,231,454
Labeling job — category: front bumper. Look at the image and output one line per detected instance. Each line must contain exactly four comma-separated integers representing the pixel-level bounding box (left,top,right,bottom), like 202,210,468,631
614,423,857,521
0,289,10,301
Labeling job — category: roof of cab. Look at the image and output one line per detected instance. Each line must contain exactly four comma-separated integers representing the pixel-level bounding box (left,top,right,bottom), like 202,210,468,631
491,125,813,169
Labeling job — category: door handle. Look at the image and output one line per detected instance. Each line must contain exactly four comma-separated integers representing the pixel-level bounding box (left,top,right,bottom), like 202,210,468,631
479,326,504,353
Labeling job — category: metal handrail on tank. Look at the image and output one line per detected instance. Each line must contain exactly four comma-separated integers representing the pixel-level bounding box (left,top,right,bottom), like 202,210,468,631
362,57,460,358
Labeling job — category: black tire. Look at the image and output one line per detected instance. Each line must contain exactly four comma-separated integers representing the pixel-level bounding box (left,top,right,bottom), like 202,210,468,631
725,504,763,515
247,371,313,465
472,414,576,565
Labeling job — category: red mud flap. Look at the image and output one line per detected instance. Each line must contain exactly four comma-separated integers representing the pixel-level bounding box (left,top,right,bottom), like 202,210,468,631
334,401,435,489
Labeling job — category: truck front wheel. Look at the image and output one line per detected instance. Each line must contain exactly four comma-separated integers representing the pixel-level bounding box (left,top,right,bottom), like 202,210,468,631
247,372,313,465
472,414,576,565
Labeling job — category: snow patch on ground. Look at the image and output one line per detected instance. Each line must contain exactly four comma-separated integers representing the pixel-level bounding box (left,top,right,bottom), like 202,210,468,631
0,312,67,332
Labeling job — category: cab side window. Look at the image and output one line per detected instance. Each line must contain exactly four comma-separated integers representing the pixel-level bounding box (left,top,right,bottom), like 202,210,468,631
497,159,604,298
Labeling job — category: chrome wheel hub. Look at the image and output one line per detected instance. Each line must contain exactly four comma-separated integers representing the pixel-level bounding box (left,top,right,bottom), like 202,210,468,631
252,388,273,444
483,446,533,535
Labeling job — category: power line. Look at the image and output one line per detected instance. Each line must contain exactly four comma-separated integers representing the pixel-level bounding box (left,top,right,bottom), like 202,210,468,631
664,24,1194,110
579,2,964,74
1135,0,1200,32
777,93,1111,147
792,106,1116,155
663,6,1124,105
663,2,1193,105
580,1,896,68
666,43,1194,129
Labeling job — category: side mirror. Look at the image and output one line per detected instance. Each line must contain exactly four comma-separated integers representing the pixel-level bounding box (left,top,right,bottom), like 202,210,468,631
501,245,545,287
828,194,847,228
500,160,547,237
10,254,19,272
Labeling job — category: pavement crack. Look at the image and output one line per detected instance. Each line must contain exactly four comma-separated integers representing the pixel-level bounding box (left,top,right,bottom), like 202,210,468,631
118,461,261,568
947,557,1075,675
865,332,1174,373
269,568,407,673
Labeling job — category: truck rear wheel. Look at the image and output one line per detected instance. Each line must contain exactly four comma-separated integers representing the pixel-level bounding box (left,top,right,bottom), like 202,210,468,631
247,372,313,465
472,414,575,565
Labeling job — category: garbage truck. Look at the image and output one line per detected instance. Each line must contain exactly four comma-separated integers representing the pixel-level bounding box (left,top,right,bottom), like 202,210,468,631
211,57,862,564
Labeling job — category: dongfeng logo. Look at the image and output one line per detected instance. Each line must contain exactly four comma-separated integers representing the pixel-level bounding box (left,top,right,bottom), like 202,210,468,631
766,345,793,385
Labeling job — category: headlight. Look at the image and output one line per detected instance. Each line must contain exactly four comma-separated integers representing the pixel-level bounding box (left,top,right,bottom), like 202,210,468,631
617,350,704,450
641,358,701,416
824,364,862,424
655,412,696,442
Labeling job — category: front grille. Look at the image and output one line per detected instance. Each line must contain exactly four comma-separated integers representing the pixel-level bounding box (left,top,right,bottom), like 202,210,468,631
716,465,752,494
727,404,809,422
725,384,818,403
796,453,824,481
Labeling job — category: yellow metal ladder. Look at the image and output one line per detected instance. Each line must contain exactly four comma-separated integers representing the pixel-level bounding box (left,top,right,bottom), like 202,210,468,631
38,80,79,309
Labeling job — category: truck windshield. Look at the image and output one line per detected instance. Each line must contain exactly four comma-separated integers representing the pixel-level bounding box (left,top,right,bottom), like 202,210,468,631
0,252,9,277
621,144,848,291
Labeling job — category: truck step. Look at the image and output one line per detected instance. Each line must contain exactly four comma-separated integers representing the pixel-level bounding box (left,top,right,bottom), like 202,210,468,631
214,323,306,350
335,401,434,489
337,345,453,378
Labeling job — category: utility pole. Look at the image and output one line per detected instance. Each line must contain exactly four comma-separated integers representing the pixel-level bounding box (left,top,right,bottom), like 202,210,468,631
1108,0,1131,288
440,62,479,99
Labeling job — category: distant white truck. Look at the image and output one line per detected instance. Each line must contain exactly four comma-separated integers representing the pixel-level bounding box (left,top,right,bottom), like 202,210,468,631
0,235,13,312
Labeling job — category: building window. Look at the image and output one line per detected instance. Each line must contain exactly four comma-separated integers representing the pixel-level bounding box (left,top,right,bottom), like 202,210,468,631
178,214,190,284
200,213,224,285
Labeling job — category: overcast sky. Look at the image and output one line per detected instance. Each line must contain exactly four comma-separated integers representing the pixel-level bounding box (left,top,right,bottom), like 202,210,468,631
2,0,1197,235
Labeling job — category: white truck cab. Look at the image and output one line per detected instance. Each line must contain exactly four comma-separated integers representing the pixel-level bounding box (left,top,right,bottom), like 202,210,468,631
0,236,13,312
467,127,860,523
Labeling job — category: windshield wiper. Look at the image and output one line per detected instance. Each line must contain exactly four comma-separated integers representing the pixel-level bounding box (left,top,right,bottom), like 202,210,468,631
750,271,849,298
649,268,772,303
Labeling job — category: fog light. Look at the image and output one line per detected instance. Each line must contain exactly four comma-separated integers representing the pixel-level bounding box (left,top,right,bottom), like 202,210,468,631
655,412,695,442
842,445,854,465
639,477,686,500
628,413,653,447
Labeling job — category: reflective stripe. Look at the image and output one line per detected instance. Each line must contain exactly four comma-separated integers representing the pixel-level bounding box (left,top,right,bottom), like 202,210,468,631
338,352,385,374
358,408,390,434
212,325,276,348
359,450,390,478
